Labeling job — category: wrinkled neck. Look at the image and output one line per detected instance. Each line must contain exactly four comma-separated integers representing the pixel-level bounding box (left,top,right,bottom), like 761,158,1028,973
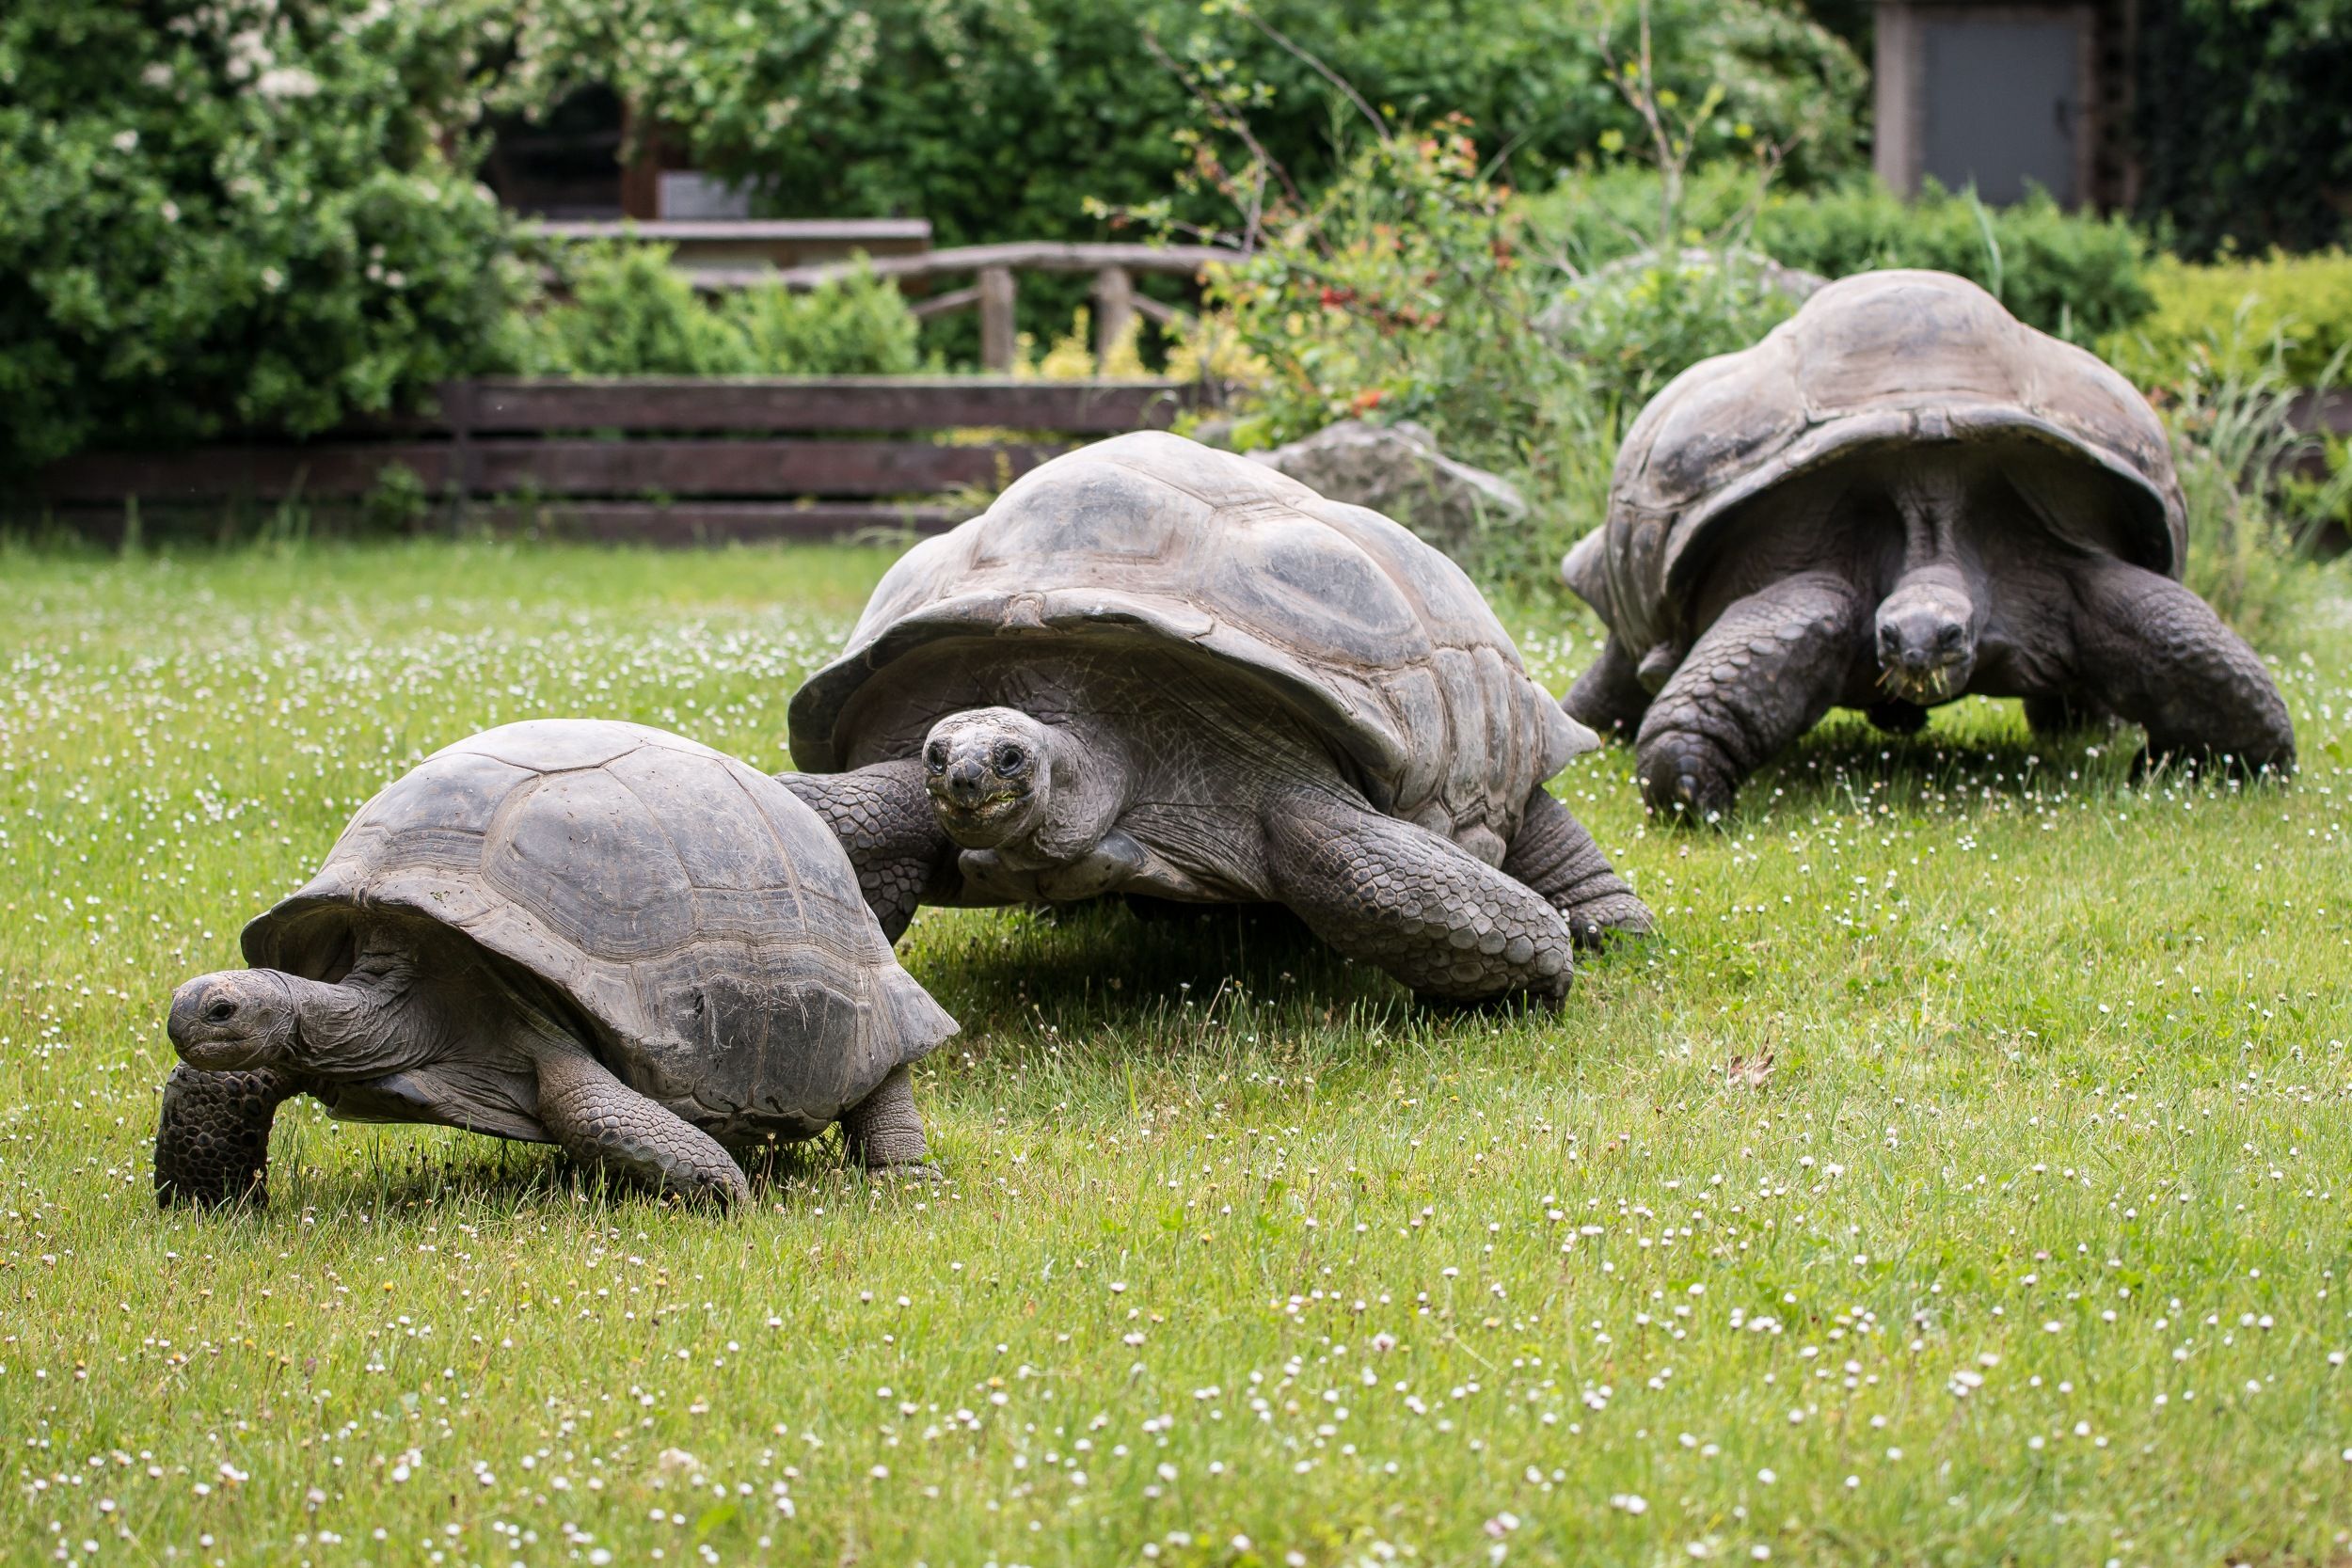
283,971,434,1082
1027,715,1135,863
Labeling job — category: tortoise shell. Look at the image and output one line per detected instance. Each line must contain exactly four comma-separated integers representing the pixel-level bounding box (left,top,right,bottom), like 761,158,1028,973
790,432,1594,837
244,720,955,1143
1565,269,2187,656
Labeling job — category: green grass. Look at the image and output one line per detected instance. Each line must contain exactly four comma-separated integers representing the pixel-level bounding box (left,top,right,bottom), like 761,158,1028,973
5,538,2350,1568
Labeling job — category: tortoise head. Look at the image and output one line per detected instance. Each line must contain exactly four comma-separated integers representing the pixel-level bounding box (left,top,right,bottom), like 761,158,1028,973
167,970,306,1073
168,952,428,1082
923,708,1053,849
1874,564,1979,706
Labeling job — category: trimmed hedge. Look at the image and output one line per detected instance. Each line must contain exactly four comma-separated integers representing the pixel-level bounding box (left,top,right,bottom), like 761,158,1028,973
2102,252,2352,388
1524,166,2154,342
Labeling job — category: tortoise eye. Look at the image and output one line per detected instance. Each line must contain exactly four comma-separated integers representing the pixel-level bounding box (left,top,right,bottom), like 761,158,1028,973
993,744,1027,774
923,741,948,773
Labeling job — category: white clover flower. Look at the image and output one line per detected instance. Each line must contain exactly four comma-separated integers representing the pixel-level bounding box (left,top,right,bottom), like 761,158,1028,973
255,66,320,99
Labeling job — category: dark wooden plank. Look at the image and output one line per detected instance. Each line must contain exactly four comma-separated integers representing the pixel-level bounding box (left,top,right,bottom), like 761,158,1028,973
470,438,1064,496
477,501,971,544
2289,388,2352,436
453,378,1197,435
40,445,449,502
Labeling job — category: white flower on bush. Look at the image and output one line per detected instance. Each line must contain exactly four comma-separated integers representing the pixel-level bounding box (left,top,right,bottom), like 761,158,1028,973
256,66,320,100
141,63,174,89
261,267,285,292
112,130,139,153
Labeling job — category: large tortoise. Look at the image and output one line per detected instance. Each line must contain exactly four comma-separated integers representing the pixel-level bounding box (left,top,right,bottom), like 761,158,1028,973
1563,269,2296,819
158,720,957,1210
783,432,1650,1005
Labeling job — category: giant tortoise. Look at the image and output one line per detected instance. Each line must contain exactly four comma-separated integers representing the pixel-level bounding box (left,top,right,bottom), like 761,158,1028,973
783,432,1650,1006
158,720,957,1209
1563,269,2295,819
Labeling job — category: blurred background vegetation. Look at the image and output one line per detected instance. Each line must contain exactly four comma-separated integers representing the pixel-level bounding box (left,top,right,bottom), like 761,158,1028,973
5,0,2348,616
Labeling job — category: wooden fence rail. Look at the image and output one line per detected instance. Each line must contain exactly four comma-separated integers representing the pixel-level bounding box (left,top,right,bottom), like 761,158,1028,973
690,242,1248,372
31,376,1208,546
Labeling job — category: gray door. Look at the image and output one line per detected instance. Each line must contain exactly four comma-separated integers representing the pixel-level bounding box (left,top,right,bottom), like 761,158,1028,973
1919,17,2082,205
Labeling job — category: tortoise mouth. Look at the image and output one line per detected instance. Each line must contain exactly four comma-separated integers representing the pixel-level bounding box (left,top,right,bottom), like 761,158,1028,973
1877,653,1974,706
930,784,1040,847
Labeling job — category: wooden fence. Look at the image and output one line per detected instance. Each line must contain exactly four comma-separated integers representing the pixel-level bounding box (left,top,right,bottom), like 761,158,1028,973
31,376,1207,545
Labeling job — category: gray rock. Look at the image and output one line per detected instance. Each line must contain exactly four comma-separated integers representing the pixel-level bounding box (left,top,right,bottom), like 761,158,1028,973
1247,420,1527,559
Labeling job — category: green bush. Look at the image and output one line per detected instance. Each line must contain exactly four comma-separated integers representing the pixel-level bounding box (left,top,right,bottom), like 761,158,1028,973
498,0,1866,255
1546,254,1799,415
0,0,523,469
2135,0,2352,259
1525,166,2155,342
2101,252,2352,389
518,245,924,376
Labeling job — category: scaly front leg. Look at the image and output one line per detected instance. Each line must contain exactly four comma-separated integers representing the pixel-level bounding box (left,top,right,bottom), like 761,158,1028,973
1263,789,1577,1006
780,761,958,942
1634,571,1864,822
155,1064,298,1209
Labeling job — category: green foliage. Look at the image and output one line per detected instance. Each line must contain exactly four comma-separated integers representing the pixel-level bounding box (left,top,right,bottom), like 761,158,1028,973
2136,0,2352,259
1544,253,1799,414
1526,166,2155,342
517,245,923,376
0,0,524,468
1203,125,1612,579
2102,252,2352,388
495,0,1866,254
2161,326,2348,644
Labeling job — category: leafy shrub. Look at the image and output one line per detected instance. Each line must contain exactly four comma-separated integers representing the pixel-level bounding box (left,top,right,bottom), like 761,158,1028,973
518,245,923,376
2135,0,2352,259
1202,124,1612,580
2101,252,2352,389
2140,313,2349,645
1542,254,1799,415
0,0,523,468
1525,166,2155,342
497,0,1866,257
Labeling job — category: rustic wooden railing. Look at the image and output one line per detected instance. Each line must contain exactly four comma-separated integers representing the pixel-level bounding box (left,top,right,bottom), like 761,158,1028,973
692,242,1248,372
31,376,1207,545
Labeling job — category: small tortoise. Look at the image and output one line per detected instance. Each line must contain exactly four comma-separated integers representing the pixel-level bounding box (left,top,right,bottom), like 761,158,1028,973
158,720,957,1209
783,432,1650,1005
1563,269,2295,819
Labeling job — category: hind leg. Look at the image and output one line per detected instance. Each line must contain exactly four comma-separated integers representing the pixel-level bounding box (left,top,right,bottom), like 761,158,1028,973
1563,633,1651,738
840,1064,937,1180
1501,788,1652,946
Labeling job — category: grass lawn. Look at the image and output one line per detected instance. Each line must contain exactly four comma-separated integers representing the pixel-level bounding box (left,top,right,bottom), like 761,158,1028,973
4,537,2349,1568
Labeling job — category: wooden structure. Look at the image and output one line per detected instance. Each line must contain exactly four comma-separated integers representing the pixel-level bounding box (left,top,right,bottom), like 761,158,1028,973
528,218,933,276
698,243,1248,372
32,378,1205,545
1873,0,2139,209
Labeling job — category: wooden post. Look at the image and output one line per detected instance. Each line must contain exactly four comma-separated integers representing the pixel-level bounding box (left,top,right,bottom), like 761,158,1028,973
977,267,1018,372
1092,265,1136,369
